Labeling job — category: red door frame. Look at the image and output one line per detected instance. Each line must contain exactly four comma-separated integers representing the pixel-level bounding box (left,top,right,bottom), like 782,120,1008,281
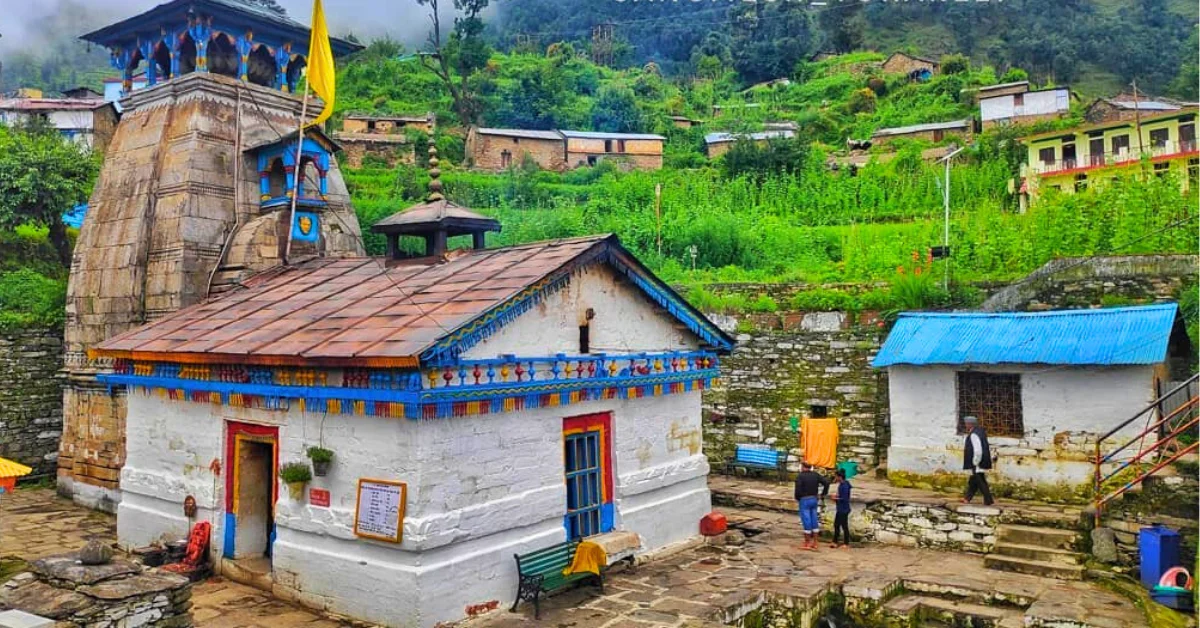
223,421,279,559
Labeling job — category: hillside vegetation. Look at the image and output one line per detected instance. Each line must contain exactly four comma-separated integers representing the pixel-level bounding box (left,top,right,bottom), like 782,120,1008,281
338,45,1197,303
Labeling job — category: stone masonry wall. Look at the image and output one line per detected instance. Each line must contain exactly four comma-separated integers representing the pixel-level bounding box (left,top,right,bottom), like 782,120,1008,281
702,309,886,472
0,326,64,478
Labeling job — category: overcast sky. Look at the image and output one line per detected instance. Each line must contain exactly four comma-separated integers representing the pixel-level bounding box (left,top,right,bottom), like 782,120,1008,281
0,0,451,55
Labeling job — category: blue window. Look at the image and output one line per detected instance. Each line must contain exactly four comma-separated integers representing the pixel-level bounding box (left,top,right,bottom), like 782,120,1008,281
564,430,603,540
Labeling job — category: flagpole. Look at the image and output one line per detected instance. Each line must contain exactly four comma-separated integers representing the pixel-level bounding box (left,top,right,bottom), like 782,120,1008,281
283,80,310,266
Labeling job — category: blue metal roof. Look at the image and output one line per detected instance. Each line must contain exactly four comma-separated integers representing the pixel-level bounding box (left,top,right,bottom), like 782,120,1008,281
873,304,1180,368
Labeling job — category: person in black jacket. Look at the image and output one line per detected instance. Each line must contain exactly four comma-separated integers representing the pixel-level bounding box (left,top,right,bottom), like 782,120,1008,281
961,415,995,506
794,462,830,550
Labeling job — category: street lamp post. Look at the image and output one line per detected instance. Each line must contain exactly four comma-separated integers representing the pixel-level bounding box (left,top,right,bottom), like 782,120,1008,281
937,146,965,291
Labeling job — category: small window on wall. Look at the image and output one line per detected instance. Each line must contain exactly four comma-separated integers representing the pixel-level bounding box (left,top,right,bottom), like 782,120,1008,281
1074,174,1087,192
1112,134,1130,155
1149,128,1170,148
1038,147,1056,165
1154,162,1170,177
810,405,828,418
1188,158,1199,187
956,371,1024,437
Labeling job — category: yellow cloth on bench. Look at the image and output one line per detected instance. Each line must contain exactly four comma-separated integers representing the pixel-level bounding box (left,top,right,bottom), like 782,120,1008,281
563,541,606,576
801,418,839,469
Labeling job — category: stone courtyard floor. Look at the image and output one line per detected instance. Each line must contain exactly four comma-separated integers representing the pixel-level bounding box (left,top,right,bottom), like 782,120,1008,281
0,486,1151,628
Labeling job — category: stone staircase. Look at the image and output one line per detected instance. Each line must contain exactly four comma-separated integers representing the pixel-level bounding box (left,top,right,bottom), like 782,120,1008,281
984,524,1085,581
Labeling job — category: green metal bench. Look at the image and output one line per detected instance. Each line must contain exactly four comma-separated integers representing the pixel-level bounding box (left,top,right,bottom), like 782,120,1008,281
724,444,789,482
511,540,603,618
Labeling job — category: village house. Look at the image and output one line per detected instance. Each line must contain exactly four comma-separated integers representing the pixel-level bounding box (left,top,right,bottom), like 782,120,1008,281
466,127,568,171
869,119,971,146
0,96,118,154
466,127,666,172
333,113,434,168
875,305,1193,499
90,160,732,627
562,130,665,170
980,84,1072,130
669,115,701,129
881,52,939,81
342,112,435,135
704,129,795,159
1017,105,1199,204
972,80,1031,103
1084,95,1191,124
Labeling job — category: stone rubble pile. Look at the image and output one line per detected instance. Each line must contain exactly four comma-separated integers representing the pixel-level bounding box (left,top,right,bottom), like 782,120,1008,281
0,553,192,627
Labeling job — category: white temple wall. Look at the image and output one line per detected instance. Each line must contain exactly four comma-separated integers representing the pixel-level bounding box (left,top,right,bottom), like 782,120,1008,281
462,264,700,359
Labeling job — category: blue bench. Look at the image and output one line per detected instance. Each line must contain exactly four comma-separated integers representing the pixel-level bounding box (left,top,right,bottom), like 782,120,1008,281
724,444,788,481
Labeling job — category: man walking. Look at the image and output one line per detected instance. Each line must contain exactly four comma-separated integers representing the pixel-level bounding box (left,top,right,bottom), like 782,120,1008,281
794,461,830,550
961,415,994,506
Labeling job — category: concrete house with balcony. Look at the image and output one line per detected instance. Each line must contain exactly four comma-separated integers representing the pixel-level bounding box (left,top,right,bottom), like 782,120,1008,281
1018,106,1199,205
89,163,731,626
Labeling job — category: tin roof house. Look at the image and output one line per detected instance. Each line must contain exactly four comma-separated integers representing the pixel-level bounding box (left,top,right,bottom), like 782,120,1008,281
874,305,1192,499
92,158,732,627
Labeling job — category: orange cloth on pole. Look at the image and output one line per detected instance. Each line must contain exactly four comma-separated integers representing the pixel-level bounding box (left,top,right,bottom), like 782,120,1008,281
801,418,839,468
563,541,607,576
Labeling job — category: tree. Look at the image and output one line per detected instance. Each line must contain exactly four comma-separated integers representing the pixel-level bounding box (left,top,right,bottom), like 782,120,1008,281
416,0,493,127
0,125,97,267
730,2,815,85
817,2,864,53
940,53,971,76
591,86,645,133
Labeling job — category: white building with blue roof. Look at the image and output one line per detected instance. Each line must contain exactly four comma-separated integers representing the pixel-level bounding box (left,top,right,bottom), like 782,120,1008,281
874,304,1192,498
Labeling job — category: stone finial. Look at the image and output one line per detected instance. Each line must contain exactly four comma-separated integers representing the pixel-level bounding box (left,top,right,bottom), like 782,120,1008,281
427,145,444,201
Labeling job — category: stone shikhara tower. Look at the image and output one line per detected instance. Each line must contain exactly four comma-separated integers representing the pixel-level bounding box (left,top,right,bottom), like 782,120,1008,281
61,0,364,510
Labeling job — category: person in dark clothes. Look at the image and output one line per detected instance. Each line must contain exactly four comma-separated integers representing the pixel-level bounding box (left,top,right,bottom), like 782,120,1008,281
830,468,852,548
961,415,995,506
794,461,830,550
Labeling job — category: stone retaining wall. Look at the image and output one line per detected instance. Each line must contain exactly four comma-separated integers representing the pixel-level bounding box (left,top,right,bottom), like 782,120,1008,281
0,326,64,478
702,310,886,471
859,502,1001,553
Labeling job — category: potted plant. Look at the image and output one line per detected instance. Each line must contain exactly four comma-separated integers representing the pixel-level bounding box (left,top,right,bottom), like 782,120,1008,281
279,461,312,501
306,446,334,477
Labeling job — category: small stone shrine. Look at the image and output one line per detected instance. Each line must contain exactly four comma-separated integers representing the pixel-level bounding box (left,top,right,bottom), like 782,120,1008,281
0,553,192,627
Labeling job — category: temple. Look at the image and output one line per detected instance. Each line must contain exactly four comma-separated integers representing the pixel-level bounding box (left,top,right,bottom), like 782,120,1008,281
81,0,362,96
92,157,732,626
60,0,364,511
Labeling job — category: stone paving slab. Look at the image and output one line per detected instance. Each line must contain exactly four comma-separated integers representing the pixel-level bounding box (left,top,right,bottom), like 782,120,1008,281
0,487,1144,628
464,501,1144,628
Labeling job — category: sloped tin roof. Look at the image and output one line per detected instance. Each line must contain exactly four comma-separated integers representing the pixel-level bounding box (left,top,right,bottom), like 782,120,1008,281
93,235,733,367
873,304,1180,368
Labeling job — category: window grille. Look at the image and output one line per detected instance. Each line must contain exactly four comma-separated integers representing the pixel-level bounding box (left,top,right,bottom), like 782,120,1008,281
956,372,1024,437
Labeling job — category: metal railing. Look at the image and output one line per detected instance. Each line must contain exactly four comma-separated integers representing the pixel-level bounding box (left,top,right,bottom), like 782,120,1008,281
1031,140,1200,175
1093,373,1200,527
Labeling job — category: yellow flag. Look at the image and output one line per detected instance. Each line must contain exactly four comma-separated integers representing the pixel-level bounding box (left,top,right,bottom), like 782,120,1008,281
306,0,335,127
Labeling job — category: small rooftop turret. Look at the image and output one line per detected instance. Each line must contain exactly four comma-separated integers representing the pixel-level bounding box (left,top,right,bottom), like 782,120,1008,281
371,146,501,259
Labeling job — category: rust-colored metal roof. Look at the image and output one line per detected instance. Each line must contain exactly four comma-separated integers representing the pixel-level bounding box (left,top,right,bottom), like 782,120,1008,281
93,236,611,367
